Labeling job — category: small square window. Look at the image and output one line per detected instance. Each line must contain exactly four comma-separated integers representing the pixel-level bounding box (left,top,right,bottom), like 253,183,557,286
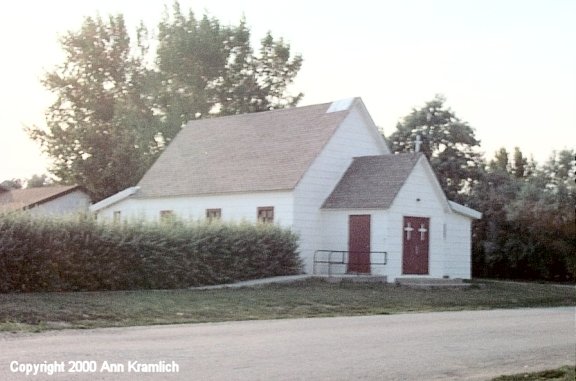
113,211,121,223
160,210,175,222
257,207,274,224
206,208,222,221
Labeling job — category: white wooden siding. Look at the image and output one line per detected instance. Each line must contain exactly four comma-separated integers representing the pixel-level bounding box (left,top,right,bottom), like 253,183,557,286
319,210,388,276
319,159,474,281
293,103,389,272
444,213,472,278
385,159,450,281
96,191,294,227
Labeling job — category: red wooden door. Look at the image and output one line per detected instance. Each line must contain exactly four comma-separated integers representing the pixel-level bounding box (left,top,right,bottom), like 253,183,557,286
348,215,371,274
402,216,430,275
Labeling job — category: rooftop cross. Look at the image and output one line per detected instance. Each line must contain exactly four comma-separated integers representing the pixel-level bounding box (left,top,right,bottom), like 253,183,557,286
414,135,422,153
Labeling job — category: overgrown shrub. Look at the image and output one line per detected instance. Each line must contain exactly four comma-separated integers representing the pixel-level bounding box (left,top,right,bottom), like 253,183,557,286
0,213,302,292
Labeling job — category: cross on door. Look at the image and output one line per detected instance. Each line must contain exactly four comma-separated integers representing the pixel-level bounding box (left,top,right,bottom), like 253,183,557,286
404,222,414,240
418,224,428,241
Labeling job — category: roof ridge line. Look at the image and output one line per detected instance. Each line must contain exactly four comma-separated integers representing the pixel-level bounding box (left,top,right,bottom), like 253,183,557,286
182,101,335,128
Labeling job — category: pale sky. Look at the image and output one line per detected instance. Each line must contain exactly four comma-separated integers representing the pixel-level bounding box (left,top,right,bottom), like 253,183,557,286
1,0,574,181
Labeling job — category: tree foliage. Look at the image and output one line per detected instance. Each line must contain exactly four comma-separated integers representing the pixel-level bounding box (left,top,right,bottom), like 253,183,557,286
28,15,160,201
0,179,22,190
155,4,302,142
26,174,51,188
511,147,528,178
28,2,303,201
387,95,483,202
389,98,574,281
470,148,575,281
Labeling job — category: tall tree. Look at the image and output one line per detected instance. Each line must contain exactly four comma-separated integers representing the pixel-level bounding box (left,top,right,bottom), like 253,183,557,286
155,3,303,142
0,179,22,190
387,95,483,202
154,5,230,140
469,148,520,278
470,149,575,281
512,147,528,178
504,150,576,280
28,15,161,201
26,174,51,188
489,148,510,173
29,3,304,201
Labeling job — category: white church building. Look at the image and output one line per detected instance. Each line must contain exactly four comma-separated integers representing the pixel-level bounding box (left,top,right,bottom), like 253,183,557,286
91,98,481,282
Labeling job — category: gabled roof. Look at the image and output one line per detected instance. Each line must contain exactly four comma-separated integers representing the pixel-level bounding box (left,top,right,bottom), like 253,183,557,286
0,185,84,213
322,153,482,219
322,153,422,209
90,186,139,213
135,99,361,198
448,201,482,219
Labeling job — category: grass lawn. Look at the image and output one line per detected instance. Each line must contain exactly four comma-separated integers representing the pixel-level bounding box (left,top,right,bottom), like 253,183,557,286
0,279,574,332
491,366,575,381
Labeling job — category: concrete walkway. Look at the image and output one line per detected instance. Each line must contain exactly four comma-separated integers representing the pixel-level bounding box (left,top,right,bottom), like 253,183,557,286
191,274,313,290
190,275,575,290
191,274,390,290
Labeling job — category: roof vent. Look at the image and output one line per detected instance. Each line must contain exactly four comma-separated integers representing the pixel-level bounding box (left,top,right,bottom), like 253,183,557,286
326,98,355,113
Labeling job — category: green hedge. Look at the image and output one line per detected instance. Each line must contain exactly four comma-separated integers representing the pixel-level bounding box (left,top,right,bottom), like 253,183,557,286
0,214,302,292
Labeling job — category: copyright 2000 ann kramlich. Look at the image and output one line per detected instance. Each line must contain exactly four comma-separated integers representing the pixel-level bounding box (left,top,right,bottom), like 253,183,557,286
10,360,180,375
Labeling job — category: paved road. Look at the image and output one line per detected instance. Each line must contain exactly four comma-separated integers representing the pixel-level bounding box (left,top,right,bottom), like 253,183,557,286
0,308,574,380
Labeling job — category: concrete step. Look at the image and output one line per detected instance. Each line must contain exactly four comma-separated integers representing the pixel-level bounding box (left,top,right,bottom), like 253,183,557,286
395,277,471,289
396,277,464,284
317,275,388,284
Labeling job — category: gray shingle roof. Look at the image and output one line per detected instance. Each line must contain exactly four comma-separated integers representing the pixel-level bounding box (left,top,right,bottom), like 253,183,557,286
136,101,354,198
322,153,422,209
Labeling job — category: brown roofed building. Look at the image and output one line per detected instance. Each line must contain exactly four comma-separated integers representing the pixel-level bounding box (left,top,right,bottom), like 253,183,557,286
0,185,91,216
91,98,480,282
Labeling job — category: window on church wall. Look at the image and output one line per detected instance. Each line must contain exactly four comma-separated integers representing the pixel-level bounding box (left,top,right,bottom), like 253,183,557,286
113,211,121,223
257,206,274,224
206,208,222,221
160,210,175,223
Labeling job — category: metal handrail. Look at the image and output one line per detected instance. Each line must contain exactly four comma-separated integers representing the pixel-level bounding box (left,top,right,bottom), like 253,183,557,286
313,250,387,276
